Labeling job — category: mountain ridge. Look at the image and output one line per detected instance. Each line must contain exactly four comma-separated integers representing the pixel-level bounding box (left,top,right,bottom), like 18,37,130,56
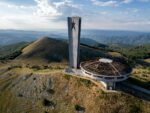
1,29,150,45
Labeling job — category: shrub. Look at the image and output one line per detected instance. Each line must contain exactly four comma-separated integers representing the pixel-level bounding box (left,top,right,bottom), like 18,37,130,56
56,66,63,69
79,78,96,88
74,104,80,111
43,65,53,70
43,65,49,69
128,103,141,113
142,74,148,77
112,105,122,113
101,90,105,94
18,93,23,97
33,77,36,80
31,65,41,70
12,65,22,68
48,66,53,69
74,104,85,111
99,94,107,100
63,74,71,80
42,98,50,106
46,88,55,94
42,98,54,107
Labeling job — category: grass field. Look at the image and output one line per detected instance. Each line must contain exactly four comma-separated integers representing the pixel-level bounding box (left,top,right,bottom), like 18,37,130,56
128,65,150,90
0,62,150,113
0,37,150,113
108,52,122,57
144,58,150,63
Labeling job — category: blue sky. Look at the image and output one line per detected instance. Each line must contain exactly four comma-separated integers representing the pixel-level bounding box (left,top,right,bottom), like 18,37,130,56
0,0,150,31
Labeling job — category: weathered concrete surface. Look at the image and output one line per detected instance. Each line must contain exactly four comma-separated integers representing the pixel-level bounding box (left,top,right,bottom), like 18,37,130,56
65,68,83,75
68,17,81,69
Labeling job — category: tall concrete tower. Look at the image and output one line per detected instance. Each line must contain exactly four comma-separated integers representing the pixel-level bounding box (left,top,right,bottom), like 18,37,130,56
68,17,81,69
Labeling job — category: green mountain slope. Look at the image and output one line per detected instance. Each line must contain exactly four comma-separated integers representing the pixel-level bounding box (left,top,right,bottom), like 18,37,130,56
108,43,134,49
16,37,108,64
121,43,150,60
0,42,29,60
17,37,69,63
0,42,29,57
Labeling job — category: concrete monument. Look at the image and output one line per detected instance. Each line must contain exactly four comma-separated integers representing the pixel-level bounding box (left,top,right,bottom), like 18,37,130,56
68,17,81,69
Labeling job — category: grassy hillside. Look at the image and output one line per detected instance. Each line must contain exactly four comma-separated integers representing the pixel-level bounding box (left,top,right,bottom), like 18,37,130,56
0,37,150,90
0,42,29,57
17,37,69,63
94,42,150,63
0,42,29,60
15,37,109,65
121,43,150,60
108,43,135,49
80,38,98,45
2,37,149,64
0,37,150,113
0,64,150,113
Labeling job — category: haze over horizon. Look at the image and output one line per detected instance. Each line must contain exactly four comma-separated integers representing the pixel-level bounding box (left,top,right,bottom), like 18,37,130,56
0,0,150,32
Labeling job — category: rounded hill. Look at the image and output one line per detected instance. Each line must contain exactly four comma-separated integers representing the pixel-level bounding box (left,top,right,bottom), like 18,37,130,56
17,37,69,63
15,37,111,64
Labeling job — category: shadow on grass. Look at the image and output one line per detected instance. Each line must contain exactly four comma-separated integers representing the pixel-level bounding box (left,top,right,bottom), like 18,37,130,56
74,104,85,112
136,59,150,67
46,89,55,95
42,98,55,107
128,78,150,90
116,81,150,102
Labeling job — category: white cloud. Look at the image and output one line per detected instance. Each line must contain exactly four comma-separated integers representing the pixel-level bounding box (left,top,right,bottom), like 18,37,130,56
139,0,150,2
91,0,133,6
81,10,150,31
54,0,72,8
132,9,139,13
33,0,82,20
34,0,62,17
91,0,118,6
0,0,150,31
0,14,66,30
0,2,35,9
0,0,83,30
101,11,108,15
127,8,140,13
122,0,132,4
7,4,34,9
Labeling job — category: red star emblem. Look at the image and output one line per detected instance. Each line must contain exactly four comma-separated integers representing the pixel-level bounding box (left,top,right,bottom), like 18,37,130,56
72,21,76,30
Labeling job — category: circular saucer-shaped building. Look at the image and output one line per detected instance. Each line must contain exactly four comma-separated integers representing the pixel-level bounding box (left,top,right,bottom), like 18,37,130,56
80,58,132,90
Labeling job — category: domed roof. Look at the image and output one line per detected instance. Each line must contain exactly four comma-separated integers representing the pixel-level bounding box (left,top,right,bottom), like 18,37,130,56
80,58,131,76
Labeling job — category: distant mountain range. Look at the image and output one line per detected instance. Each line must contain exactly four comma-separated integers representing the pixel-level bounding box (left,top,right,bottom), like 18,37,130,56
0,29,150,45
